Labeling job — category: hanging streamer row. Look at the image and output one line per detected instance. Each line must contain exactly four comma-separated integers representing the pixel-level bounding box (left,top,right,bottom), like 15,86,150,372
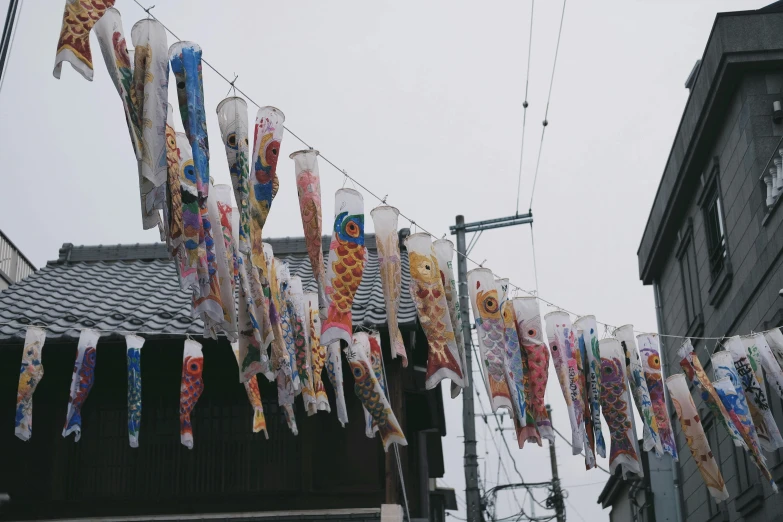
42,3,783,500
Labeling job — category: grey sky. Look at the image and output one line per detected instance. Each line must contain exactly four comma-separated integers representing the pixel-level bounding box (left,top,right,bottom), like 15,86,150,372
0,0,771,520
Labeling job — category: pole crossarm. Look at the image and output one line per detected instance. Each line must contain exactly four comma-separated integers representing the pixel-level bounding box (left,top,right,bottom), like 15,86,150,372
450,213,533,235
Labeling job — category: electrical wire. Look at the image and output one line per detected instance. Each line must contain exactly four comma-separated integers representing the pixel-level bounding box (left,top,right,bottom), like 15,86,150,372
515,0,536,216
528,0,568,214
0,0,23,96
551,425,610,475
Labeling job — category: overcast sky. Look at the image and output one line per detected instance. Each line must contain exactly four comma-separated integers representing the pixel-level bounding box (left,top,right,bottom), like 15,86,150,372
0,0,774,520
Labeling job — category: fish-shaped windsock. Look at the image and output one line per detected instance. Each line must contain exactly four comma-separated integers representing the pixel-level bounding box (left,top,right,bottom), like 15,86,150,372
598,337,642,479
406,233,465,391
126,334,144,448
345,333,407,451
292,149,328,316
667,373,729,502
636,333,677,460
468,268,512,414
248,106,284,269
306,292,330,414
575,315,606,459
54,0,116,81
15,327,46,441
371,205,407,366
512,297,552,442
63,329,100,441
433,238,466,396
615,325,661,456
180,339,204,449
679,339,746,450
231,342,268,437
327,341,348,426
322,188,366,346
545,310,587,455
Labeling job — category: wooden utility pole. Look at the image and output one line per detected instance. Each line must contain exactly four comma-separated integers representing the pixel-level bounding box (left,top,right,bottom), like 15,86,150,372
546,404,566,522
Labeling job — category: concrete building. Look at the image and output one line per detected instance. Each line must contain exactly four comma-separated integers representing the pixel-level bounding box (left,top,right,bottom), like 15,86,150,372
626,1,783,521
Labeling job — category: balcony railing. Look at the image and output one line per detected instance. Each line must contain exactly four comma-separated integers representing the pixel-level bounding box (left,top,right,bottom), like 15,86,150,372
0,229,35,285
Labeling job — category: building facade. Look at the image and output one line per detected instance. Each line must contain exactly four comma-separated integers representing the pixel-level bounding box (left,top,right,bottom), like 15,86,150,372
636,2,783,521
0,229,34,291
0,236,456,521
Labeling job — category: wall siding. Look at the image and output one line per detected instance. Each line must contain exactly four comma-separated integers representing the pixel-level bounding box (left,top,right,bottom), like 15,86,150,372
657,71,783,522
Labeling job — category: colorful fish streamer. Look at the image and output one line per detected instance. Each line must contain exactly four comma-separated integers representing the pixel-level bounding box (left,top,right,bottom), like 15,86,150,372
53,0,115,81
727,335,783,451
512,297,553,442
327,341,348,426
180,339,204,449
754,332,783,400
371,205,407,366
765,328,783,370
323,188,366,346
163,105,184,260
249,106,285,270
306,292,330,414
574,316,606,459
575,325,596,469
273,257,298,435
712,350,773,489
635,333,677,460
63,329,100,441
133,19,169,231
15,327,46,441
208,184,239,340
545,310,587,454
598,337,642,479
94,7,141,155
216,96,252,255
345,333,407,451
125,334,143,448
230,208,273,382
290,276,316,411
433,238,467,397
666,373,729,502
406,233,465,390
231,343,268,438
678,339,746,450
354,332,387,438
292,149,329,316
614,325,662,456
170,41,224,335
503,301,542,447
500,301,526,426
468,268,513,414
173,129,200,292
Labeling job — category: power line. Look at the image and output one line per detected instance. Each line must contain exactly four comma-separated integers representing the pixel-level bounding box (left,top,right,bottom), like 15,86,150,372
551,425,610,475
515,0,536,216
528,0,568,214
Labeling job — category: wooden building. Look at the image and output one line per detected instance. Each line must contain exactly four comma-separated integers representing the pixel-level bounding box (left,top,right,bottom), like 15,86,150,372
0,234,457,521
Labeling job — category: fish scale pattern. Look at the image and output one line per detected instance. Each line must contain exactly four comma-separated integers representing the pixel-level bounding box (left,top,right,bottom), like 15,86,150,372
0,235,417,341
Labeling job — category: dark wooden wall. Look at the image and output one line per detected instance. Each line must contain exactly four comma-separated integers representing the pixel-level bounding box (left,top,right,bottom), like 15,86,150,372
0,336,392,520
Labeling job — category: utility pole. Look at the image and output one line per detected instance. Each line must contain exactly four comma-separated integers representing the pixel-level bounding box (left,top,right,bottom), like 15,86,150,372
546,404,566,522
452,212,533,522
0,0,22,95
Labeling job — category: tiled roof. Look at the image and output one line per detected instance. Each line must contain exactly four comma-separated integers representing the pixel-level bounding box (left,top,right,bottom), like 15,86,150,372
0,232,416,342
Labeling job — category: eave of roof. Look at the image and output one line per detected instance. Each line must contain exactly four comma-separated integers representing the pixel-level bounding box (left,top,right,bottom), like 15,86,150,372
0,232,417,343
637,7,783,284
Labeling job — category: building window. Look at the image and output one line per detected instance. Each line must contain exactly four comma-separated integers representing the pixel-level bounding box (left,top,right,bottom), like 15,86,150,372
676,219,703,337
704,191,727,278
697,160,733,306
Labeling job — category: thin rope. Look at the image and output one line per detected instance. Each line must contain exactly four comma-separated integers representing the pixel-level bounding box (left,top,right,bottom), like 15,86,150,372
515,0,536,216
527,0,567,214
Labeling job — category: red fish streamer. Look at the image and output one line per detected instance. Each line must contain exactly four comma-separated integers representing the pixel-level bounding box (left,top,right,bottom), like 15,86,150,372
180,339,204,449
